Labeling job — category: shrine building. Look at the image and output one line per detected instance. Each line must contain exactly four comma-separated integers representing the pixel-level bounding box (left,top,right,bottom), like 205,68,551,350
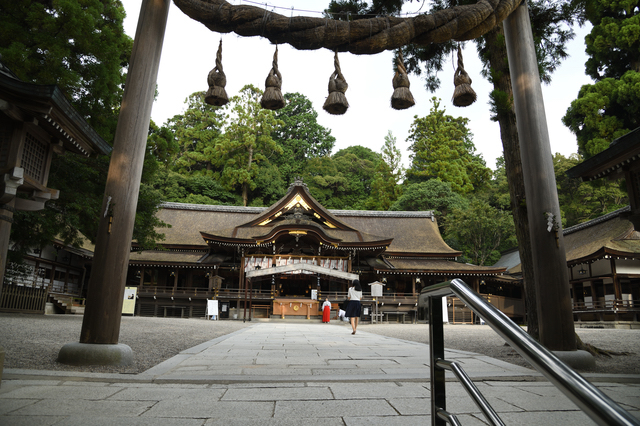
126,179,512,322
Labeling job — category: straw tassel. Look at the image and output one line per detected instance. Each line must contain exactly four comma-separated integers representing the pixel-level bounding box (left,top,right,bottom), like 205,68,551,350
205,40,229,107
391,50,415,110
323,52,349,115
452,45,477,107
261,46,286,110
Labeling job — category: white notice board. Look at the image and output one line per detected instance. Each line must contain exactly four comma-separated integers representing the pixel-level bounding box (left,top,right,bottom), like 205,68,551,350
122,287,137,315
206,299,219,320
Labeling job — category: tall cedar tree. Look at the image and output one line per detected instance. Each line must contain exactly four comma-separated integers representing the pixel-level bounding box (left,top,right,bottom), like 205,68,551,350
368,131,404,210
169,91,226,176
272,92,335,187
213,85,283,207
406,97,491,194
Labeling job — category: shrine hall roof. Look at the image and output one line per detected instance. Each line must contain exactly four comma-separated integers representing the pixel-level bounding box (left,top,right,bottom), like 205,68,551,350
563,206,640,265
154,201,459,256
377,258,506,275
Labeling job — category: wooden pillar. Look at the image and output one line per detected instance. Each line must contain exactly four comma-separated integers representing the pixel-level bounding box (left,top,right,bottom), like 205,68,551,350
0,200,16,295
172,271,178,291
79,0,170,345
503,1,576,351
610,258,622,301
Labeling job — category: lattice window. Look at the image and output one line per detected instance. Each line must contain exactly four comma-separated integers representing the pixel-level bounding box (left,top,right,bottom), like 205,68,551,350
22,132,47,183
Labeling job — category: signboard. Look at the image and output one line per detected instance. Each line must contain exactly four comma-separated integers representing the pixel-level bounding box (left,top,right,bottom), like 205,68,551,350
206,299,219,320
311,289,317,300
370,283,383,297
122,287,137,315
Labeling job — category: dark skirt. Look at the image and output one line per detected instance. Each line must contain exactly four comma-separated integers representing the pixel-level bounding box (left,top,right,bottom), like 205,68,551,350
344,300,361,318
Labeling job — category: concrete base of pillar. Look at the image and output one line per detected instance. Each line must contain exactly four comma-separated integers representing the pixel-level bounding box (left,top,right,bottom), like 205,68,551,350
57,342,133,366
552,349,596,371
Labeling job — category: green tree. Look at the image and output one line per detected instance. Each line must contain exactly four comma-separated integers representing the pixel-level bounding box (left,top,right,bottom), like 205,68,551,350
151,169,240,205
272,92,335,186
406,97,491,194
445,199,517,266
0,0,132,140
368,131,404,210
563,0,640,158
303,156,349,208
303,148,378,210
169,92,226,176
390,180,468,232
554,153,627,226
213,85,283,206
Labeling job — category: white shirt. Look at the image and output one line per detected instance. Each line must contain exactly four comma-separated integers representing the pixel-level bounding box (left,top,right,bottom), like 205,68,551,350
322,300,331,308
348,287,362,301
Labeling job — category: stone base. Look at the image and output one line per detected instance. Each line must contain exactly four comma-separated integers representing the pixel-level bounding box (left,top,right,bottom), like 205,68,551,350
57,342,133,366
552,349,596,371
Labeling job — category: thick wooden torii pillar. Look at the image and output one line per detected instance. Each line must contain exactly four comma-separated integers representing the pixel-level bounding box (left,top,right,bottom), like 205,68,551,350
60,0,580,365
58,0,171,365
503,3,576,352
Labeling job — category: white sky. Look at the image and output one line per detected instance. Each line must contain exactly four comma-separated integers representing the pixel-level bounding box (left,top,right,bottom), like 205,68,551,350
121,0,593,170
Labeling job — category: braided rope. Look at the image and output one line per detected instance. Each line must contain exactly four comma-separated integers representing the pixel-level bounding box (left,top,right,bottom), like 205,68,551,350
174,0,523,55
215,39,223,73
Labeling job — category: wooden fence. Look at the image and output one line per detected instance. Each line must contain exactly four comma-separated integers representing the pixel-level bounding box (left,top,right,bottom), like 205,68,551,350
0,284,48,314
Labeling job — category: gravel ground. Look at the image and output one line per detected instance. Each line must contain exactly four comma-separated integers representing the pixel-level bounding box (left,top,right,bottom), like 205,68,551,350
0,313,638,375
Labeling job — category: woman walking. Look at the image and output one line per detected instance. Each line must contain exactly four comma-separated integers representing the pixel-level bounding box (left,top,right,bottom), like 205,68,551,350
322,298,331,323
345,279,363,334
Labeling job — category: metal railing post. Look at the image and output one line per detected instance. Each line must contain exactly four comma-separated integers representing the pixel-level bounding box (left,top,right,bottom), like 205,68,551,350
429,295,448,426
422,279,640,426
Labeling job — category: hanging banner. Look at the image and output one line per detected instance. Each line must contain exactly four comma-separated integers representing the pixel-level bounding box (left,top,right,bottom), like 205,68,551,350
122,287,137,315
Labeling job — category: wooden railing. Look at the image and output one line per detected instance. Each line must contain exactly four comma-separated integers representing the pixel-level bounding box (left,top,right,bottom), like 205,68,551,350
0,284,48,314
135,286,420,304
573,299,639,311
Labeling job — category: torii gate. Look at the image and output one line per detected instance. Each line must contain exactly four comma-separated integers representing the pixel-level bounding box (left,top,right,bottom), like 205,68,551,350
58,0,578,366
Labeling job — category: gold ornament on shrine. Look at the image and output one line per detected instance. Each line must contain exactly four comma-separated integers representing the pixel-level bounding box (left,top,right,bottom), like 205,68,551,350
205,40,229,107
452,45,477,107
261,45,286,110
391,50,415,110
323,52,349,115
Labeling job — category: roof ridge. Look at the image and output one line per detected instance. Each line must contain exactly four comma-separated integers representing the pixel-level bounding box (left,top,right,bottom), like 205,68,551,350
161,202,266,213
160,201,435,218
563,205,631,235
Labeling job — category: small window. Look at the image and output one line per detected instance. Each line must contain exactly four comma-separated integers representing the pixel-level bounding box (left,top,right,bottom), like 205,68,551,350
22,131,48,183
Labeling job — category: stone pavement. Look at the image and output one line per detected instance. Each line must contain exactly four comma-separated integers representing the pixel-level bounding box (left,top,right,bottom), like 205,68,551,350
1,323,639,425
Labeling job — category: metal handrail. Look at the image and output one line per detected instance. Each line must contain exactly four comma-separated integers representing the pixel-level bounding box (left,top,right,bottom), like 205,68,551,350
424,278,639,426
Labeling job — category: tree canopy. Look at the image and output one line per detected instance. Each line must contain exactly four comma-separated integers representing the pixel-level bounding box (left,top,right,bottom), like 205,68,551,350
272,92,335,186
406,97,491,194
563,0,640,157
211,85,283,207
0,0,132,140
